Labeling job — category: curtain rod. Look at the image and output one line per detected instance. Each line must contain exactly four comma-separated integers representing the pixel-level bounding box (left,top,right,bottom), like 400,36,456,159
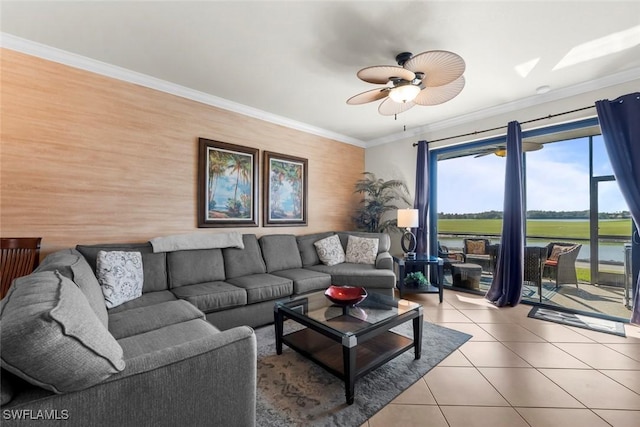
412,105,596,146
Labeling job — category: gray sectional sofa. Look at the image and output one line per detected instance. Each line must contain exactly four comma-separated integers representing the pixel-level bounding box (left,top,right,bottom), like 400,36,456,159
0,231,394,426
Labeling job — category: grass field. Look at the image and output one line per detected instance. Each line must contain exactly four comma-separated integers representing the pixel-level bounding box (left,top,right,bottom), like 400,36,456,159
438,219,631,239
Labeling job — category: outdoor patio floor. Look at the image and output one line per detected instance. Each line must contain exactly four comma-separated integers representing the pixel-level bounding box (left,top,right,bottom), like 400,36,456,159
444,273,633,320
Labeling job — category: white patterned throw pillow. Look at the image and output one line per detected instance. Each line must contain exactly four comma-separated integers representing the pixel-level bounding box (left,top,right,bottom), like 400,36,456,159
345,235,379,265
314,235,346,266
96,251,144,308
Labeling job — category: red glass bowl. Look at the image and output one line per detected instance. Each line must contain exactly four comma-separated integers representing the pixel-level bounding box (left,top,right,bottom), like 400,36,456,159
324,285,367,306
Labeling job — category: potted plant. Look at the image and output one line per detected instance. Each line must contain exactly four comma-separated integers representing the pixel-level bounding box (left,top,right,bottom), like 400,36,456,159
404,271,428,287
353,172,412,233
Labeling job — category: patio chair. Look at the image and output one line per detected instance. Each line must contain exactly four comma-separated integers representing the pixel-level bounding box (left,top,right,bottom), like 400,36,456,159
543,242,582,288
485,244,546,298
524,246,548,301
1,237,42,299
462,238,492,271
438,241,464,273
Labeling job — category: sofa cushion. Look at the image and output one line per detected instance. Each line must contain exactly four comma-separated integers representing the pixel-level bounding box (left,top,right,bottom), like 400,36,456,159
76,243,168,292
337,232,390,253
296,232,334,267
271,268,331,295
108,300,205,340
167,248,226,288
259,235,303,272
223,234,266,279
226,273,293,304
96,250,144,308
170,282,246,313
34,248,109,328
345,235,379,265
117,319,220,360
314,234,345,266
0,271,125,394
306,263,396,289
107,290,177,314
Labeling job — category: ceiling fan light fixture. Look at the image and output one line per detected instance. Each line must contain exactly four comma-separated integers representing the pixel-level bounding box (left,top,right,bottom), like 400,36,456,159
348,49,465,115
388,84,420,103
494,148,507,157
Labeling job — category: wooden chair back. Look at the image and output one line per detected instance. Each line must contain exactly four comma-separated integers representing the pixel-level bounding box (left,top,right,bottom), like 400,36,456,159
1,237,42,299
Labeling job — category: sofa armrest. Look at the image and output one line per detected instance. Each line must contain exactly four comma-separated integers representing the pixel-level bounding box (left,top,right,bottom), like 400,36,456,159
375,252,393,270
2,326,257,427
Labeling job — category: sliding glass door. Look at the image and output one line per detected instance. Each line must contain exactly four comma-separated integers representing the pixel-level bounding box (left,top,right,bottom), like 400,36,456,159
431,119,634,321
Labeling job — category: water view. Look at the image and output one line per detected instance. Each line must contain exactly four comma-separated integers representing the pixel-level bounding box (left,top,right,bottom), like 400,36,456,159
438,237,627,264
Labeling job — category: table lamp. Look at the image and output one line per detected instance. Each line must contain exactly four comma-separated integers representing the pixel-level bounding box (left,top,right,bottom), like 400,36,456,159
397,208,419,259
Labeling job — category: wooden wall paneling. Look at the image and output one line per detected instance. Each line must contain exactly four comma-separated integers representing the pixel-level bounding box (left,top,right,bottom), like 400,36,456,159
0,49,364,257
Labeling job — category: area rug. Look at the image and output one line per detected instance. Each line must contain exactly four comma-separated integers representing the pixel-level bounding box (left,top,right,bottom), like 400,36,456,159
255,321,472,427
528,306,626,337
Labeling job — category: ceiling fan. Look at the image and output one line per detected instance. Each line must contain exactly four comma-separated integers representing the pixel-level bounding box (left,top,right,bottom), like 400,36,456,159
346,50,466,116
474,142,544,158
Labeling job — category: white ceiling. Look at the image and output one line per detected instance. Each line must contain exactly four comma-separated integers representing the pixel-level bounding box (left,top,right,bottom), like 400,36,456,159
2,1,639,147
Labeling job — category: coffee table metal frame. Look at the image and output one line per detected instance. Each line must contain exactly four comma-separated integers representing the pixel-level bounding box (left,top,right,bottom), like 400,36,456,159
274,291,423,405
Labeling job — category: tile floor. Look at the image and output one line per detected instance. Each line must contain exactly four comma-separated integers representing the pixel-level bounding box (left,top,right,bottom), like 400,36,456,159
362,289,640,427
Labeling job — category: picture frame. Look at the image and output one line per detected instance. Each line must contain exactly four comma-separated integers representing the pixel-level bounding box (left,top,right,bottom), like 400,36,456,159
263,151,308,226
198,138,258,227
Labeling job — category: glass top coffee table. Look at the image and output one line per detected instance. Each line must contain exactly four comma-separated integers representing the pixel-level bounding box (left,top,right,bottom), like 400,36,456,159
274,289,423,405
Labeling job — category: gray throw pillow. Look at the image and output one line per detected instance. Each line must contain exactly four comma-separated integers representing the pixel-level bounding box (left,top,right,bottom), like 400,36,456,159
314,235,346,266
96,251,144,308
0,271,125,394
34,249,109,328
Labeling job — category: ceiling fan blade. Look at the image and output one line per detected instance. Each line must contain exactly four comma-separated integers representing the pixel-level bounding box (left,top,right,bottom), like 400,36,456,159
404,50,465,87
346,88,389,105
414,76,465,106
474,151,494,158
357,66,416,84
523,142,543,152
486,142,544,157
378,97,415,116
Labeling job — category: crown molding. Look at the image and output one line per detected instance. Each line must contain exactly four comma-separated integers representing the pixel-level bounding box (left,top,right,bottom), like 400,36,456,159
4,32,638,150
0,33,366,148
365,65,640,148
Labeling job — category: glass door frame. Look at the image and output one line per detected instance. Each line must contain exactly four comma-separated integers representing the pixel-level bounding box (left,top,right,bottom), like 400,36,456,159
429,117,600,258
589,174,616,286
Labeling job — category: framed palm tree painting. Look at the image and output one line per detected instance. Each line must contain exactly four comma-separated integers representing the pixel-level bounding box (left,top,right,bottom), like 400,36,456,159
198,138,258,227
263,151,308,226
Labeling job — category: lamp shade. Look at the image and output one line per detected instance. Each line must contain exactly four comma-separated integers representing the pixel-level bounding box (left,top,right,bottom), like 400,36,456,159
397,209,419,228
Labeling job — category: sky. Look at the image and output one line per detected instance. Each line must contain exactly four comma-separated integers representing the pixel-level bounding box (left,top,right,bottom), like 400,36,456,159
211,174,251,211
437,135,628,214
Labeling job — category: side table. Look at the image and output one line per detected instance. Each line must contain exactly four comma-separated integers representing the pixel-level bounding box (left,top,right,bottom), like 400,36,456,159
392,254,444,302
